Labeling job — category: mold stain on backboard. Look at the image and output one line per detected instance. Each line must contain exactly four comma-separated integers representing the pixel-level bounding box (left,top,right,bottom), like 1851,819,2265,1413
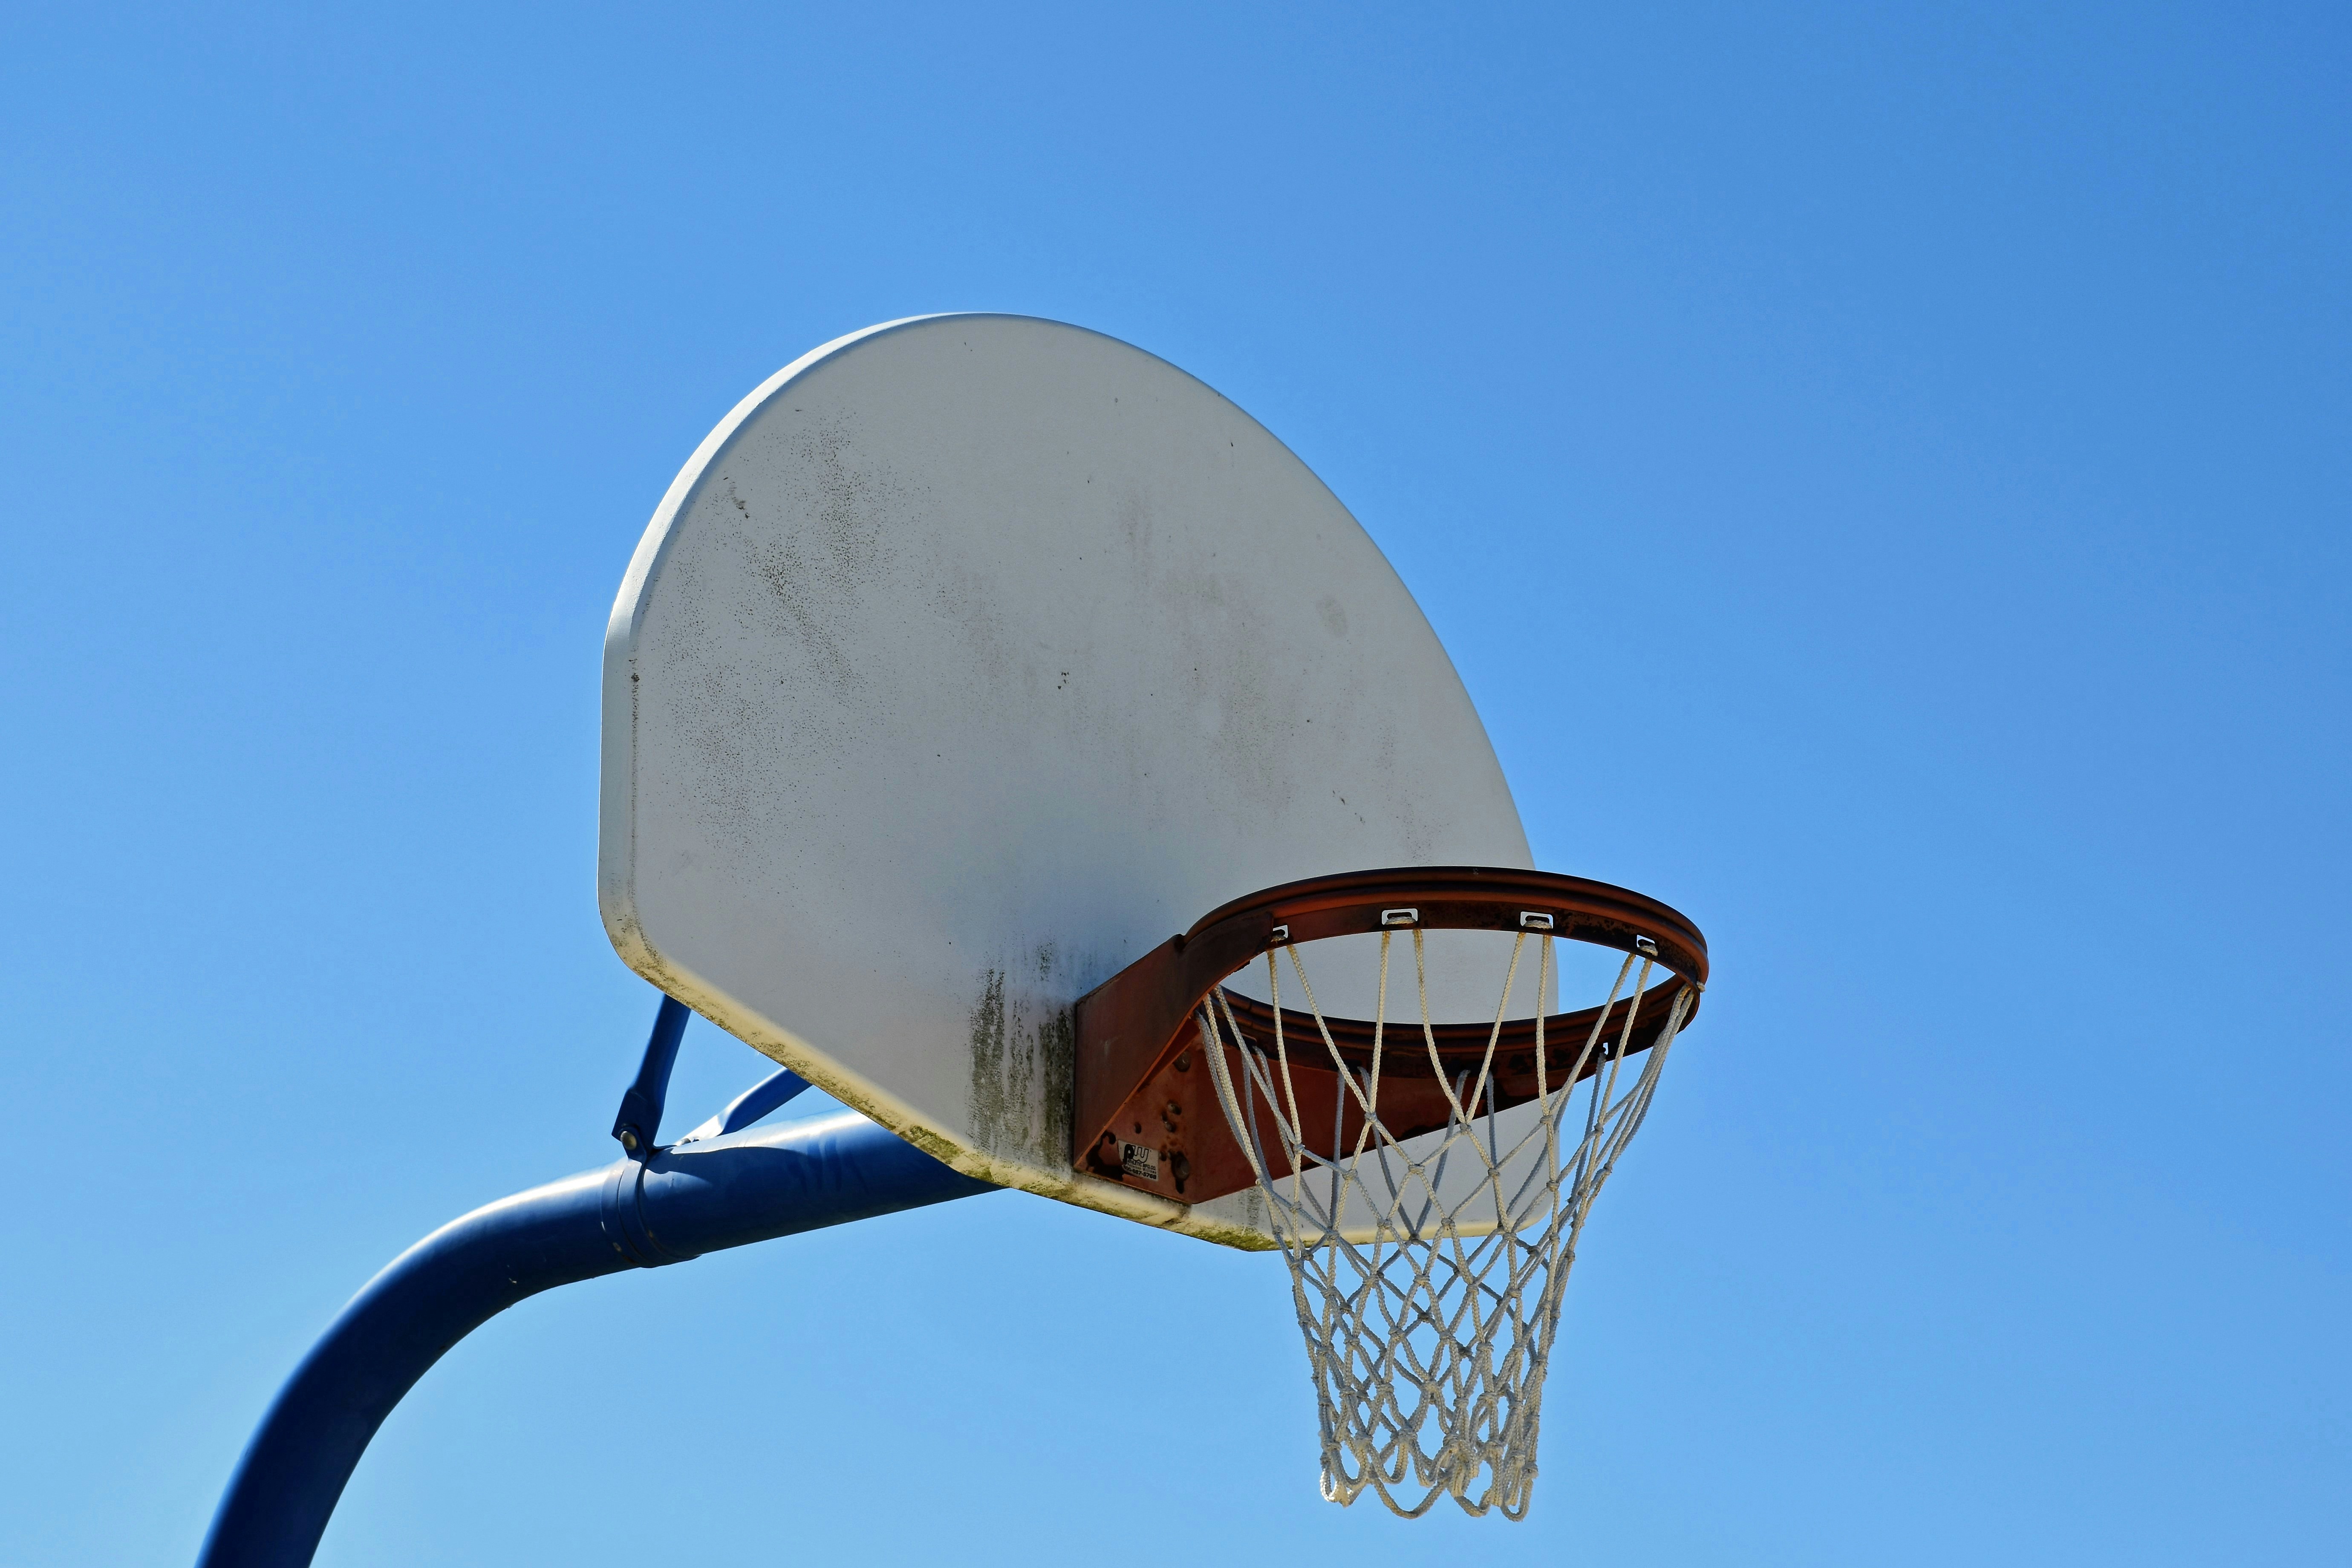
967,944,1079,1169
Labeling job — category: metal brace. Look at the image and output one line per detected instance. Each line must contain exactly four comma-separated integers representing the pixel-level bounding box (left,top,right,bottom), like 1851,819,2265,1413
611,996,690,1159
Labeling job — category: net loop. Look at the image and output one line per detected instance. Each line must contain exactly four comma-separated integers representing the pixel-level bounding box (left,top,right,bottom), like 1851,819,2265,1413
1200,928,1697,1519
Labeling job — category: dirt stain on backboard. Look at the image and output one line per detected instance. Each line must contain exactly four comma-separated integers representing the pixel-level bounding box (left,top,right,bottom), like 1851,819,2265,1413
967,946,1079,1168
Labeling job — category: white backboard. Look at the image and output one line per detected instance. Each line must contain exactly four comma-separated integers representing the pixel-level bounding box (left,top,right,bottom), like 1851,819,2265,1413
600,314,1531,1247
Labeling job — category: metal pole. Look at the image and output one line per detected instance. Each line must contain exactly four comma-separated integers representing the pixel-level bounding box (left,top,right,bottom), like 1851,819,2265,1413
196,1112,994,1568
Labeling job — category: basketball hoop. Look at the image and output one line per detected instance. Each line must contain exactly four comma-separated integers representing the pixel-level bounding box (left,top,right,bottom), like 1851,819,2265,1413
1072,867,1708,1517
599,316,1714,1519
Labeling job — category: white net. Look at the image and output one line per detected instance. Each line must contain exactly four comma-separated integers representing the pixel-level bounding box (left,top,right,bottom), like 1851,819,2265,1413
1199,927,1697,1519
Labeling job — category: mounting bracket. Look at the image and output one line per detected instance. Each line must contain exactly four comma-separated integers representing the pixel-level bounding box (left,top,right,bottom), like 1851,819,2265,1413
610,995,690,1158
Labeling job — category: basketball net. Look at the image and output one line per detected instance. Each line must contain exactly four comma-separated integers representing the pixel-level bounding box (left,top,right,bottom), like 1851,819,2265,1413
1199,928,1696,1518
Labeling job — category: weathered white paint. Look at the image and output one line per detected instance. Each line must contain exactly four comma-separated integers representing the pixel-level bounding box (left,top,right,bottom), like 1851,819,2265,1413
600,315,1532,1247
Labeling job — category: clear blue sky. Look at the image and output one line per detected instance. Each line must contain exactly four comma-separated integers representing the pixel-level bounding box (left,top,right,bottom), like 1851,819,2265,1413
5,4,2346,1563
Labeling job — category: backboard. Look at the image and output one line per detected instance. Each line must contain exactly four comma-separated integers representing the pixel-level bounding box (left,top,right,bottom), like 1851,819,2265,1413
599,313,1534,1248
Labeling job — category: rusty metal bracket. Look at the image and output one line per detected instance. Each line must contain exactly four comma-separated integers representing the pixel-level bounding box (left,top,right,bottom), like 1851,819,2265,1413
1070,865,1709,1208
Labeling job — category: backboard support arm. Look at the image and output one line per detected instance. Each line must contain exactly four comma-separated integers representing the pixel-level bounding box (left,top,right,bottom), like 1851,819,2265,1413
196,1021,996,1568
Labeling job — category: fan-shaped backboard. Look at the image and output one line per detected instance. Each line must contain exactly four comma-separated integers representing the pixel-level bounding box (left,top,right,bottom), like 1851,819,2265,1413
600,314,1530,1247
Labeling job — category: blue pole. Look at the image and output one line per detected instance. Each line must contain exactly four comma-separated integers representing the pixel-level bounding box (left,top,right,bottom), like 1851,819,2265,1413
196,1112,995,1568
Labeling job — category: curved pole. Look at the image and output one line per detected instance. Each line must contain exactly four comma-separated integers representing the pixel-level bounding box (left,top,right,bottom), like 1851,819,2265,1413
196,1112,995,1568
